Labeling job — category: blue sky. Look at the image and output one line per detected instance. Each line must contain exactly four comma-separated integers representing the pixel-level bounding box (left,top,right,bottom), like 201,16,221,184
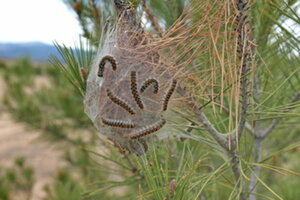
0,0,82,47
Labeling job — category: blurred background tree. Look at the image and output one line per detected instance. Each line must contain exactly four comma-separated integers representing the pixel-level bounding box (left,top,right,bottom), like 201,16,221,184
0,0,299,200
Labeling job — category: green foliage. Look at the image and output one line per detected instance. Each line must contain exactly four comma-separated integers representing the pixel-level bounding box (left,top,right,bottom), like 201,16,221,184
0,157,34,200
136,142,221,200
0,178,9,200
44,170,83,200
50,39,93,97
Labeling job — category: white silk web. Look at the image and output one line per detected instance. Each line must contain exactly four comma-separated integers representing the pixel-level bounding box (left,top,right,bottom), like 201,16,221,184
84,12,177,155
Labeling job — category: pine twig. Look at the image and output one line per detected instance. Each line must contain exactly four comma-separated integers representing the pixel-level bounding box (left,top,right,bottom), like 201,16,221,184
261,91,300,138
142,0,163,35
89,0,100,21
88,0,101,39
176,86,228,150
72,1,91,40
214,99,255,136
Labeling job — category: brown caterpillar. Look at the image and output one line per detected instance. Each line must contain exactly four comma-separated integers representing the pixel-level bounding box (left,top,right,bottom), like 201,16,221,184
106,89,136,115
130,71,144,109
102,117,135,128
125,119,166,140
162,80,177,111
140,78,159,94
98,55,117,77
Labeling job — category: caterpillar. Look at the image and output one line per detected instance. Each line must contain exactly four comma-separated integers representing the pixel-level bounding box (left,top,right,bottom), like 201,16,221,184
106,89,136,115
98,55,117,77
130,71,144,109
101,117,135,128
125,119,166,140
162,80,177,111
140,78,159,94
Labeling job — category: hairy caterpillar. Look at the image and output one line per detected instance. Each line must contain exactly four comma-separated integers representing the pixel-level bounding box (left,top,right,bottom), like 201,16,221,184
102,117,135,128
140,78,159,94
98,55,117,77
130,71,144,109
106,89,136,115
126,119,166,140
162,80,177,111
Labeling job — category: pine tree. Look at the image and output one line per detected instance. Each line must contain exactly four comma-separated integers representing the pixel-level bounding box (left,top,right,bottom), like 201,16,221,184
50,0,300,199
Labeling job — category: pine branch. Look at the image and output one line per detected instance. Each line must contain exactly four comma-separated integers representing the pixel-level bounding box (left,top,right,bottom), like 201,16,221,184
236,0,253,141
177,85,247,199
113,0,127,12
248,137,262,200
248,92,300,200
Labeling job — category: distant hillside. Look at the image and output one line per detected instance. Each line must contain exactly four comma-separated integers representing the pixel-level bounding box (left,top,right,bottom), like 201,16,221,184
0,42,61,62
